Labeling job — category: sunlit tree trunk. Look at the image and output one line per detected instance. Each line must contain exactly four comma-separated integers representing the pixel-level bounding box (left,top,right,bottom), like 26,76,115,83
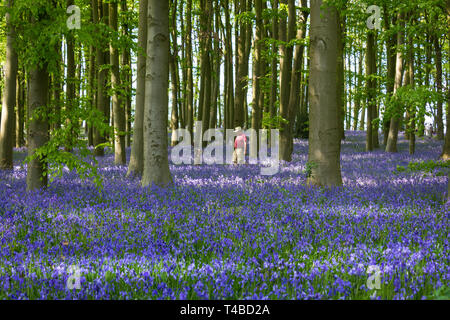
127,0,147,176
386,13,404,153
15,70,25,148
383,7,396,146
307,0,342,187
434,34,444,140
141,0,172,187
441,3,450,159
0,0,18,169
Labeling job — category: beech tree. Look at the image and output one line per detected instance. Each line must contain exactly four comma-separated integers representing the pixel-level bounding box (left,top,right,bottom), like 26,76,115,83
307,0,342,187
127,0,147,177
0,0,18,170
141,0,172,187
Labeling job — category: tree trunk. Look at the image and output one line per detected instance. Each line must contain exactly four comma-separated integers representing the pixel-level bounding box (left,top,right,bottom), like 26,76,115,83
366,30,376,151
336,9,346,141
234,0,247,127
127,0,147,176
278,0,295,162
16,70,25,147
434,35,444,140
269,0,278,120
170,52,179,146
121,0,132,149
200,0,213,136
441,3,450,159
0,0,18,169
93,0,108,157
186,0,194,136
406,34,415,154
307,0,342,187
385,13,404,153
141,0,172,187
353,49,362,130
383,7,396,146
287,0,308,155
65,0,76,152
250,0,263,160
27,66,49,191
110,0,126,164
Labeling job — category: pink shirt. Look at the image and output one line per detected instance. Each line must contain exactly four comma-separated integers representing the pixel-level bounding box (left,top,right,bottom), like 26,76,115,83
234,133,247,149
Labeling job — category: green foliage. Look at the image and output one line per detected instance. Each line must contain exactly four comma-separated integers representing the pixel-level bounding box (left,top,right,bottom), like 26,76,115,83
303,161,318,178
427,285,450,300
395,160,450,174
261,111,288,130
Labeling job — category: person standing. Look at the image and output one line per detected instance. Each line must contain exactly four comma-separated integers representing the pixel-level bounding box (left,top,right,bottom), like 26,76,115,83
233,127,247,164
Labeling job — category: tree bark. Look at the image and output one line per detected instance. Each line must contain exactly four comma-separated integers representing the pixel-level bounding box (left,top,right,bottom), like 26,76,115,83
141,0,172,187
383,7,396,146
234,0,248,127
441,3,450,159
127,0,147,176
278,0,295,162
15,70,25,148
110,0,126,165
353,49,362,130
269,0,278,120
27,66,49,191
250,0,263,160
385,13,404,153
366,30,376,152
0,0,18,169
307,0,342,187
287,0,308,155
434,35,444,140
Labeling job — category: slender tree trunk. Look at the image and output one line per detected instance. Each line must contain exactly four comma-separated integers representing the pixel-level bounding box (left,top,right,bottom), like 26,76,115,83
127,0,147,176
141,0,172,187
93,0,107,156
269,0,279,120
353,49,362,130
441,3,450,159
65,0,76,152
223,0,234,129
109,0,126,164
287,0,308,155
278,0,295,161
434,35,444,140
307,0,342,187
336,9,346,141
383,7,396,146
210,1,221,129
385,13,404,153
366,30,376,151
27,66,49,191
250,0,263,160
121,0,132,149
0,0,18,170
186,0,194,136
406,32,415,154
16,70,25,147
200,0,213,136
169,53,179,146
234,0,247,127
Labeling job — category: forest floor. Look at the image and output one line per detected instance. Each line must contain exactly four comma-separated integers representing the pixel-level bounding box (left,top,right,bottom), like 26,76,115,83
0,131,448,299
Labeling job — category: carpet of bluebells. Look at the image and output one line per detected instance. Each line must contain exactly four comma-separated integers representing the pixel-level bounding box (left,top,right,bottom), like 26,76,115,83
0,131,448,300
